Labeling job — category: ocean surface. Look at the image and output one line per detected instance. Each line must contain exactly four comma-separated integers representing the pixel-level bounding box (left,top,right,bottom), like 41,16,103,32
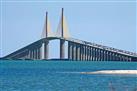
0,60,137,91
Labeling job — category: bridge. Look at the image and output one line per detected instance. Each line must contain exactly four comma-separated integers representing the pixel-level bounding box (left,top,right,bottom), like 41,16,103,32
3,8,137,61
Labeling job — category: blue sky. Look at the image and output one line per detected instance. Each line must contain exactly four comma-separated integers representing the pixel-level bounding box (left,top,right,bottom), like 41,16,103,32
0,0,136,58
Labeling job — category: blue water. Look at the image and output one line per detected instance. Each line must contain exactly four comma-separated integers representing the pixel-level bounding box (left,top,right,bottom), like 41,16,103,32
0,60,137,91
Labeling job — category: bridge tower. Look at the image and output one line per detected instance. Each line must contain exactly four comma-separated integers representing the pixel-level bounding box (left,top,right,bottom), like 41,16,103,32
60,8,65,59
44,12,49,59
41,12,51,59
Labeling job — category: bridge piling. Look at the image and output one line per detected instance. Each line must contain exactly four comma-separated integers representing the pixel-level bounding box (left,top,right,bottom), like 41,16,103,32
73,43,76,60
68,41,73,60
44,41,49,59
80,45,82,61
60,39,65,59
95,48,97,61
75,44,78,60
37,48,39,59
68,41,70,60
79,44,82,61
90,47,92,61
34,49,36,59
85,46,87,61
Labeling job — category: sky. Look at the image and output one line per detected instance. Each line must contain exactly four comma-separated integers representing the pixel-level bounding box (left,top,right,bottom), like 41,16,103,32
0,0,136,58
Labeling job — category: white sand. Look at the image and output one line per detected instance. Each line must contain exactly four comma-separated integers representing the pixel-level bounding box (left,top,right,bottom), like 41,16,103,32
80,70,137,75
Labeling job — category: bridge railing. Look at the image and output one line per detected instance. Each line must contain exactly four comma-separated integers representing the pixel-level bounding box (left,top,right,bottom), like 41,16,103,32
66,37,137,57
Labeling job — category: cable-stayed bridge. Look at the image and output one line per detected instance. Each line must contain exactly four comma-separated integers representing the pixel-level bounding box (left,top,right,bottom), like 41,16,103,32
2,8,137,61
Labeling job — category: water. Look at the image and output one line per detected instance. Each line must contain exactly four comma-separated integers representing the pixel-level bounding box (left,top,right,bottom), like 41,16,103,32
0,60,137,91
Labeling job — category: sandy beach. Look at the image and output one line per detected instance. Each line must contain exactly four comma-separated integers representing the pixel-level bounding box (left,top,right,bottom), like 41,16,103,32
81,70,137,75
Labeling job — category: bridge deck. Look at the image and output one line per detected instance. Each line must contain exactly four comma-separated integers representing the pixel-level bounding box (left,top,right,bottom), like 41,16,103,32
3,37,137,59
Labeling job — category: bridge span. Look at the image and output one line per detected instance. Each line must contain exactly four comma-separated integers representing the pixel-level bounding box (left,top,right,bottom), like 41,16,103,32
3,37,137,61
2,8,137,61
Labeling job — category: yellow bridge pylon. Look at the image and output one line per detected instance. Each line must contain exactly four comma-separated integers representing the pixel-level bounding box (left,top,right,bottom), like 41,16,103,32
41,12,54,38
41,8,70,39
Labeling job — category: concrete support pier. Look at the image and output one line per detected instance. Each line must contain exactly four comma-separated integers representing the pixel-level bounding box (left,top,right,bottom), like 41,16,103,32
60,39,65,59
44,41,49,59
